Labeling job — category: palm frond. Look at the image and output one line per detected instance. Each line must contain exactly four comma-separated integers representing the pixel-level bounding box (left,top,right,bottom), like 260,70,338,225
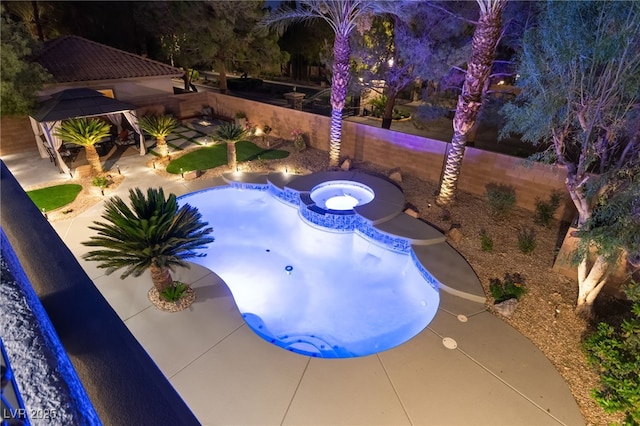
138,115,178,138
215,122,249,142
54,118,111,147
82,187,214,279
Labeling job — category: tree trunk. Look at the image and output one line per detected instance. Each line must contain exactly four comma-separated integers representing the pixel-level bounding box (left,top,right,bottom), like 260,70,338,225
436,2,505,206
566,174,611,318
227,141,237,171
575,254,609,319
329,32,350,168
156,136,169,157
381,91,398,130
32,1,45,42
85,145,104,176
218,61,228,95
149,263,174,293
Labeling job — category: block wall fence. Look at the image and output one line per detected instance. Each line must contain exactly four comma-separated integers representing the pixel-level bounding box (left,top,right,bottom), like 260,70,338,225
193,92,575,221
1,91,575,220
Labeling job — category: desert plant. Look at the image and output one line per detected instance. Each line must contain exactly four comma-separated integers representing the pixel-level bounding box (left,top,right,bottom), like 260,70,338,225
534,190,562,227
369,95,387,118
160,281,187,302
485,183,517,218
216,122,250,171
480,229,494,252
583,281,640,424
92,175,109,188
54,118,111,176
489,273,527,303
517,227,537,254
138,114,178,158
291,129,306,151
235,111,247,119
82,188,214,294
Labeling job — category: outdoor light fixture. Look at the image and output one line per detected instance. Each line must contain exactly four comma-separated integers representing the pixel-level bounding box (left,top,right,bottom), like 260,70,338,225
152,160,156,169
41,208,47,220
116,164,121,175
68,170,74,178
180,167,184,178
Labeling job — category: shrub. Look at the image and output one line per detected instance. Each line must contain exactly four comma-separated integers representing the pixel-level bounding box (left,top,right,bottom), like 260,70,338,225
583,281,640,424
368,95,387,117
517,227,537,254
92,175,109,188
160,281,187,302
489,273,527,303
485,183,517,218
480,229,494,252
534,190,562,227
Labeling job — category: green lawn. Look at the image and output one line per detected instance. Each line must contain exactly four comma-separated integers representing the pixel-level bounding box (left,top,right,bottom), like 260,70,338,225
166,141,289,174
27,184,83,212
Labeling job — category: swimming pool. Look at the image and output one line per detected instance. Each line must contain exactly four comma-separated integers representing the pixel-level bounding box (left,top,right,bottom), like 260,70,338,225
181,177,440,358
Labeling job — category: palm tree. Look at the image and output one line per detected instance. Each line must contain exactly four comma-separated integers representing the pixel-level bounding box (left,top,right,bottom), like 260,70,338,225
215,122,249,171
263,0,400,168
436,0,507,206
54,118,111,177
138,114,178,158
82,187,214,294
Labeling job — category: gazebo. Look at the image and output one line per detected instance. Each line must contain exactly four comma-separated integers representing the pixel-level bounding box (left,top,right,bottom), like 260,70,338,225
29,88,146,174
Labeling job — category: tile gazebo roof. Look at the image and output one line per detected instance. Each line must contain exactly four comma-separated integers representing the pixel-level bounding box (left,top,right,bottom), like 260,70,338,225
33,35,184,83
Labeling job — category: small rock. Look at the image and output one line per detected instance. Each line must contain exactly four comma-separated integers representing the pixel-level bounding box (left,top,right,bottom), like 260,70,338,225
447,227,462,243
404,208,419,218
183,170,202,180
340,158,351,170
494,298,518,317
389,170,402,183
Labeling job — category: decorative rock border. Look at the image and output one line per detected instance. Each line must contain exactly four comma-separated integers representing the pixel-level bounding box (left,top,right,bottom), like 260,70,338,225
148,286,196,312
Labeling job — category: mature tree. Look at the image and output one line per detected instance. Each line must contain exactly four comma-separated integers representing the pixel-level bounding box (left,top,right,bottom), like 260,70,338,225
263,0,402,167
209,1,286,93
501,1,640,317
53,118,111,177
436,0,507,205
83,188,214,294
138,114,178,158
0,6,50,116
215,122,250,172
351,15,416,129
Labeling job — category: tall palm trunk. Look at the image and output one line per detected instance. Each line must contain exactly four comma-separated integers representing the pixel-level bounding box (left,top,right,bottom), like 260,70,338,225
436,2,505,205
227,141,237,171
149,263,174,293
156,136,169,157
85,145,104,176
329,32,350,167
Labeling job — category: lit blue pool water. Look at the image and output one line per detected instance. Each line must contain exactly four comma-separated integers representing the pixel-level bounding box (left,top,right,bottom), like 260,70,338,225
182,185,439,358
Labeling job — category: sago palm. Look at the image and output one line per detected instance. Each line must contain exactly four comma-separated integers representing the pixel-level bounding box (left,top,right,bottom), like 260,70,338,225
436,0,507,206
82,187,214,293
215,122,249,171
138,114,178,158
263,0,401,167
54,117,111,176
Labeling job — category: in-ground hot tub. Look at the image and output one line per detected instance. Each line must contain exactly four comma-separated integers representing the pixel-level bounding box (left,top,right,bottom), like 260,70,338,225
310,180,375,211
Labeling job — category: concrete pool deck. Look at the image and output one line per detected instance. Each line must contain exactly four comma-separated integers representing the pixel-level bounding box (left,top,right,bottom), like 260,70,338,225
2,151,585,425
